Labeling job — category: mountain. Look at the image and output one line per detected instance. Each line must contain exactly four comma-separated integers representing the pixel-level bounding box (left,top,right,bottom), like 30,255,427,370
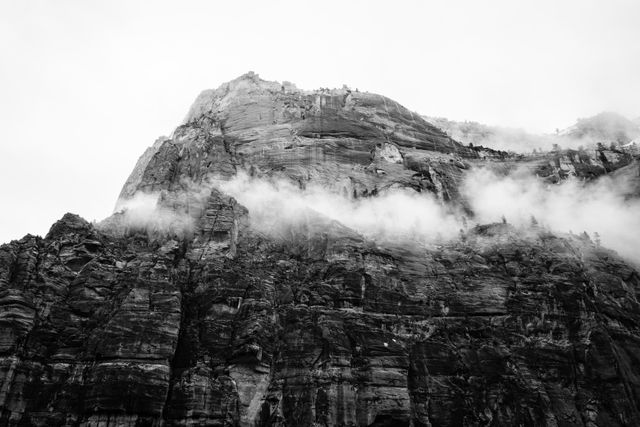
426,112,640,154
423,116,558,153
559,112,640,144
117,72,473,205
1,73,640,427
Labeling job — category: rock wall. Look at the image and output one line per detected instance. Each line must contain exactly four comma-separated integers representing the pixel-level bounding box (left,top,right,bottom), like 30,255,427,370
2,74,640,426
2,212,640,426
117,72,474,206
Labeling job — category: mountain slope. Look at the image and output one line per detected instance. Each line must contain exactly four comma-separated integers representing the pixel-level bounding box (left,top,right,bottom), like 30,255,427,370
560,112,640,144
425,112,640,153
119,72,473,206
1,74,640,427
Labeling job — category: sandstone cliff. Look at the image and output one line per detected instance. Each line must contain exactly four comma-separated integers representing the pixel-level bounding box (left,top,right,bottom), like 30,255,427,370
1,73,640,427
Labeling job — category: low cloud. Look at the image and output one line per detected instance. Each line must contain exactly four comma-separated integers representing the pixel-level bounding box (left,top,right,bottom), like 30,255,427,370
217,172,462,243
463,167,640,262
103,192,195,238
101,165,640,264
426,114,640,154
102,178,213,238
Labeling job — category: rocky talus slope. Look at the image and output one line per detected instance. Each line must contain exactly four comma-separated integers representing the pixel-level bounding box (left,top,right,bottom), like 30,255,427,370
1,73,640,426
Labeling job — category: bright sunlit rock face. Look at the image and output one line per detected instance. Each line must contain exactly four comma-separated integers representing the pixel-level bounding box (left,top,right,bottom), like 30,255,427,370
1,74,640,427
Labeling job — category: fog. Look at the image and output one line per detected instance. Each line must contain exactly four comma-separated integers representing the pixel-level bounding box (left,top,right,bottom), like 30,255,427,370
426,117,561,153
220,169,639,263
106,164,639,263
427,112,640,154
103,177,213,238
217,172,463,242
104,192,196,238
463,167,640,262
468,131,588,154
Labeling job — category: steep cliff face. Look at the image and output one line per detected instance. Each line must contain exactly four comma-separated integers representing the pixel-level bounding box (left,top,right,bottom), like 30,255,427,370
119,72,473,206
1,74,640,427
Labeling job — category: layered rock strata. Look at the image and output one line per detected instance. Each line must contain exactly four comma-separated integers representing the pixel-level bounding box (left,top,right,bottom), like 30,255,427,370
1,73,640,426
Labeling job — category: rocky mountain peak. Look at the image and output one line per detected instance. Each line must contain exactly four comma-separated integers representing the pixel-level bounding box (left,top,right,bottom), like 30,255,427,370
183,71,284,123
45,212,92,240
1,75,640,427
118,73,473,212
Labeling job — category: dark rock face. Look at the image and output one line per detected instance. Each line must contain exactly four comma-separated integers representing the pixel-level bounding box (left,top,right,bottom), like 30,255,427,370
2,73,640,426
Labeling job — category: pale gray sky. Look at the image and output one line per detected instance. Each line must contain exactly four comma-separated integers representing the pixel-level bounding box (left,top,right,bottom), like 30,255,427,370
1,0,639,243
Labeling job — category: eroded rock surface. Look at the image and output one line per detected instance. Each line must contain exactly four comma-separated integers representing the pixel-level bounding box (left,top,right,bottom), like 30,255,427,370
118,72,473,205
2,73,640,426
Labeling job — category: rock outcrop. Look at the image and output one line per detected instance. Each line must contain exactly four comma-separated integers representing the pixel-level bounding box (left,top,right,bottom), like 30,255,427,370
118,72,474,205
1,73,640,426
468,145,636,183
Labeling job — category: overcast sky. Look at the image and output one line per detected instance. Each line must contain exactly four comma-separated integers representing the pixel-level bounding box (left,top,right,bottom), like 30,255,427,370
1,0,639,243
